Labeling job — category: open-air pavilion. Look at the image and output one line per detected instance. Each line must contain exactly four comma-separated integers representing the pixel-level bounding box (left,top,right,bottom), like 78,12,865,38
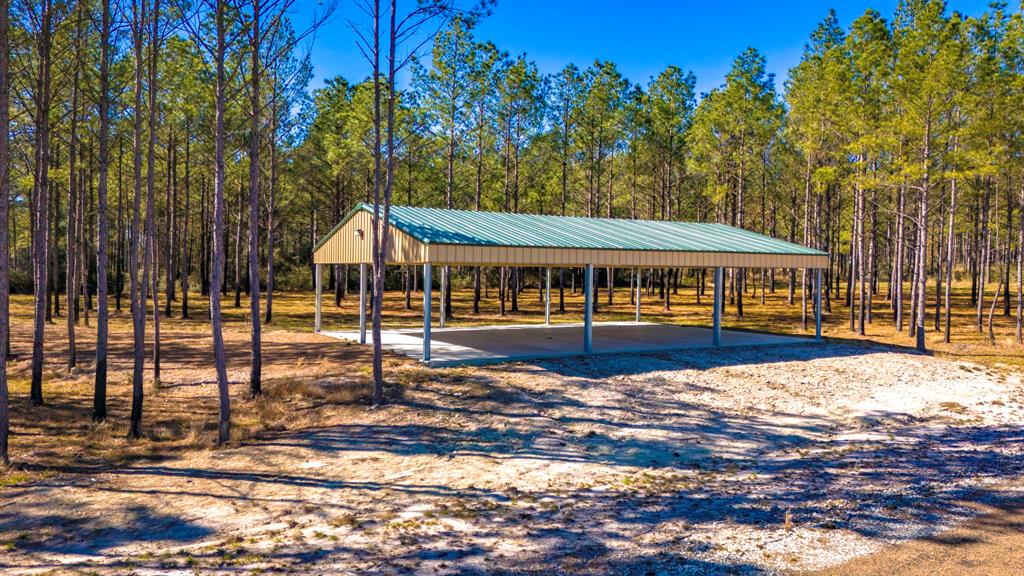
312,204,829,366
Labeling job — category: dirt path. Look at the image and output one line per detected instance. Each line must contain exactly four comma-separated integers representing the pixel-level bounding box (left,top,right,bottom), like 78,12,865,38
2,342,1022,575
810,497,1024,576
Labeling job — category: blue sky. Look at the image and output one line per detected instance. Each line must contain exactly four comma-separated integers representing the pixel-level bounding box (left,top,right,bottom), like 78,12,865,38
293,0,993,97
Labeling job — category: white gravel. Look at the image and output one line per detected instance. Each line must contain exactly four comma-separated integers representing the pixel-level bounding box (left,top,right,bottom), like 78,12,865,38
2,342,1022,575
525,343,1024,573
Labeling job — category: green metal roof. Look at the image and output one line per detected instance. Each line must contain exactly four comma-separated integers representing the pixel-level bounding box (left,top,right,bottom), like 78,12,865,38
319,203,827,256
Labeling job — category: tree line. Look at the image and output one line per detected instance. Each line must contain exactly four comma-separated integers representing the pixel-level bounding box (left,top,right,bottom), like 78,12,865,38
301,0,1023,366
0,0,1022,466
0,0,335,465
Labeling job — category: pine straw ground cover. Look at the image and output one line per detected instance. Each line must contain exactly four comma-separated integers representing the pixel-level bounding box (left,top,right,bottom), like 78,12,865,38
0,282,1021,574
0,292,400,484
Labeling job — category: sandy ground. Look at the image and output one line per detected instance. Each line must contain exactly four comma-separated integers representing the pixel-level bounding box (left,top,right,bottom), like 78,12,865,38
1,341,1023,575
811,497,1024,576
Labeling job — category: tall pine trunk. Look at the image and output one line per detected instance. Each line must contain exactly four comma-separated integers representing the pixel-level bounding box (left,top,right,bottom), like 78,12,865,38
247,0,263,397
66,57,80,369
265,87,278,325
181,125,191,320
212,0,231,444
234,190,242,307
944,172,957,343
115,139,124,312
895,182,905,332
144,0,161,389
164,131,175,316
30,0,54,406
93,0,112,422
1015,183,1022,344
0,0,11,465
914,119,931,352
127,0,148,438
369,0,385,404
976,182,990,331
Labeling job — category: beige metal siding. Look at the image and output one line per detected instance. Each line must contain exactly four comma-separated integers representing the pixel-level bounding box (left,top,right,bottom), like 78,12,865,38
315,216,829,269
313,212,429,265
425,243,827,269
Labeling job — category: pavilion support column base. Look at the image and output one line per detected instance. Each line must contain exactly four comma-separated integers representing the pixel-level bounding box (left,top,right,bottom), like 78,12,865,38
635,269,641,323
440,265,447,328
423,262,432,362
314,263,322,333
583,264,593,354
545,267,551,326
713,266,722,346
815,268,823,342
359,263,367,344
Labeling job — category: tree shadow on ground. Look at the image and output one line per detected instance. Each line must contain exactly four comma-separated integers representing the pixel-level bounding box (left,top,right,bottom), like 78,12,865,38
532,340,910,378
2,340,1021,575
22,388,1016,573
0,502,214,562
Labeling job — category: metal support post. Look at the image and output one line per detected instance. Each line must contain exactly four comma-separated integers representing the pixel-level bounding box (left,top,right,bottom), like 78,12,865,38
423,263,432,362
314,263,322,333
545,267,551,325
359,263,367,344
713,266,722,346
584,264,593,353
815,268,823,342
635,269,641,323
440,265,447,328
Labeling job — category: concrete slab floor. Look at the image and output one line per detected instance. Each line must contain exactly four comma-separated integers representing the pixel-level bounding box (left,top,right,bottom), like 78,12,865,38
320,321,812,367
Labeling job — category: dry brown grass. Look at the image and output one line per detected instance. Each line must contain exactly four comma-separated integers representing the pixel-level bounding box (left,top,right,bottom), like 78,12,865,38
0,275,1020,487
0,291,408,484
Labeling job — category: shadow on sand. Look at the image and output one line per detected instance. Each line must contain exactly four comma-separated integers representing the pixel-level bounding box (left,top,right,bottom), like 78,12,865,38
2,341,1020,575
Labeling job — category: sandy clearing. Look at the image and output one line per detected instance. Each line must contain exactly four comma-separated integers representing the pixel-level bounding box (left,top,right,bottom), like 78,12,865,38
809,495,1024,576
1,341,1022,575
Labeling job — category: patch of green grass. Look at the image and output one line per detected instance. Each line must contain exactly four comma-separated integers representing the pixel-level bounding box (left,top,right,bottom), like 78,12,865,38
0,470,34,487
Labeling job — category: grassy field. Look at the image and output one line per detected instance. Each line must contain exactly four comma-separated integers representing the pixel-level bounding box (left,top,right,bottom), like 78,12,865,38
0,275,1021,486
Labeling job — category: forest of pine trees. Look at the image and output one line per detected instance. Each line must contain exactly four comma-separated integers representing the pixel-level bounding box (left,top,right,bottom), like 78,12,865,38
305,2,1023,352
0,0,1022,464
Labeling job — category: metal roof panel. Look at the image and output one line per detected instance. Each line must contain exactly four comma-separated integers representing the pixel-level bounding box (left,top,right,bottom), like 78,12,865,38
342,204,827,256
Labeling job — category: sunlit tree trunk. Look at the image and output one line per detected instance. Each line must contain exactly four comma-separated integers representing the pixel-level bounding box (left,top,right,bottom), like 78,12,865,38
144,0,161,388
181,124,191,320
127,0,148,438
66,1,85,368
368,0,385,404
1015,183,1022,344
164,130,175,317
0,0,11,464
976,181,990,331
29,0,55,406
944,172,957,343
265,84,278,325
212,0,231,444
247,0,263,397
895,181,905,332
914,119,931,352
234,189,243,307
